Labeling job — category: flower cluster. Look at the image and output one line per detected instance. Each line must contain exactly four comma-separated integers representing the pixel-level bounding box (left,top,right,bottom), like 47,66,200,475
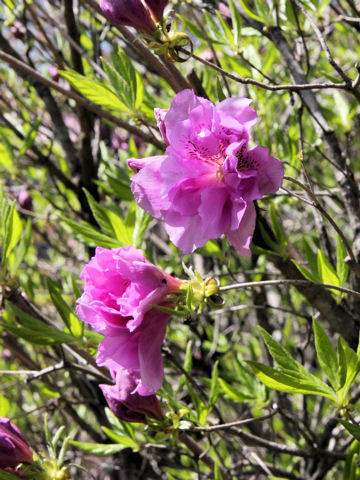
128,89,284,256
76,246,183,420
0,417,33,470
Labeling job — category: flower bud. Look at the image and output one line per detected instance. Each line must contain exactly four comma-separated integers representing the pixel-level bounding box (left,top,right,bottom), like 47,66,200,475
17,190,33,211
10,22,25,40
48,65,60,82
99,0,168,34
100,368,164,423
0,417,33,469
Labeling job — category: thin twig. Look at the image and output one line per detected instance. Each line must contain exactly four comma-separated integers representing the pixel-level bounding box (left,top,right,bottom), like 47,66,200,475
219,279,360,299
179,47,348,92
192,406,278,432
0,50,165,150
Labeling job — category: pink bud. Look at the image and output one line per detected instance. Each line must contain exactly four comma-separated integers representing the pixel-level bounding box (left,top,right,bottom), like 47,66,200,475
10,22,25,40
0,418,33,469
48,65,60,82
100,368,164,423
17,190,33,211
99,0,168,33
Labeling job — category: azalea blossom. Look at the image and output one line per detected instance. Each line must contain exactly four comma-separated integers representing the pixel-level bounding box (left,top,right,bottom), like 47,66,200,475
0,417,33,469
128,89,284,256
100,367,164,423
76,246,182,395
99,0,168,34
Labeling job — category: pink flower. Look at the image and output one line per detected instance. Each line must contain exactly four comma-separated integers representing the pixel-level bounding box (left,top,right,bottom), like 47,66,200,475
48,65,60,82
17,190,33,211
0,418,33,469
100,367,164,423
128,90,283,256
76,246,182,394
99,0,168,34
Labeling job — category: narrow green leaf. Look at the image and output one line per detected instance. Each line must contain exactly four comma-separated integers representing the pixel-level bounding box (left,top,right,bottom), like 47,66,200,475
215,10,235,46
59,70,129,112
259,326,304,374
228,0,242,47
84,189,133,244
47,278,83,338
59,215,123,248
238,0,264,22
132,206,151,248
17,117,42,160
3,201,22,265
269,204,287,253
336,233,349,285
209,361,219,408
214,461,223,480
313,318,339,390
0,471,21,480
218,378,255,401
101,427,138,449
317,249,340,286
11,218,32,273
337,337,360,402
70,440,128,456
292,260,317,282
339,420,360,442
177,14,206,41
248,361,336,399
184,340,193,373
6,304,76,345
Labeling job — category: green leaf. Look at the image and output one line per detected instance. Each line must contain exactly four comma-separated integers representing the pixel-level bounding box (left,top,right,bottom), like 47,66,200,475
214,461,223,480
248,361,336,399
215,10,235,47
83,189,133,244
269,204,287,253
313,318,339,390
101,427,139,449
17,117,42,160
0,471,21,480
337,337,360,403
47,278,83,338
11,218,32,273
228,0,242,47
292,259,318,282
0,395,10,417
5,304,76,346
184,340,193,374
339,420,360,442
177,14,206,41
317,249,340,286
59,215,123,248
238,0,265,23
59,70,129,112
0,141,13,170
336,234,349,285
3,201,22,266
132,206,151,248
70,440,128,456
209,361,219,408
218,378,255,401
259,326,305,374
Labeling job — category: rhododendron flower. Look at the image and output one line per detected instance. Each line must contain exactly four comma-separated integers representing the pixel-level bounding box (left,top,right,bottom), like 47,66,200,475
128,90,284,256
100,367,164,423
0,417,33,469
100,0,168,34
76,246,182,394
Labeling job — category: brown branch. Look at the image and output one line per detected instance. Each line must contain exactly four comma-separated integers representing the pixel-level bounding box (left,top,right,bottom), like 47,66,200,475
0,50,165,150
179,47,349,92
82,0,191,93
